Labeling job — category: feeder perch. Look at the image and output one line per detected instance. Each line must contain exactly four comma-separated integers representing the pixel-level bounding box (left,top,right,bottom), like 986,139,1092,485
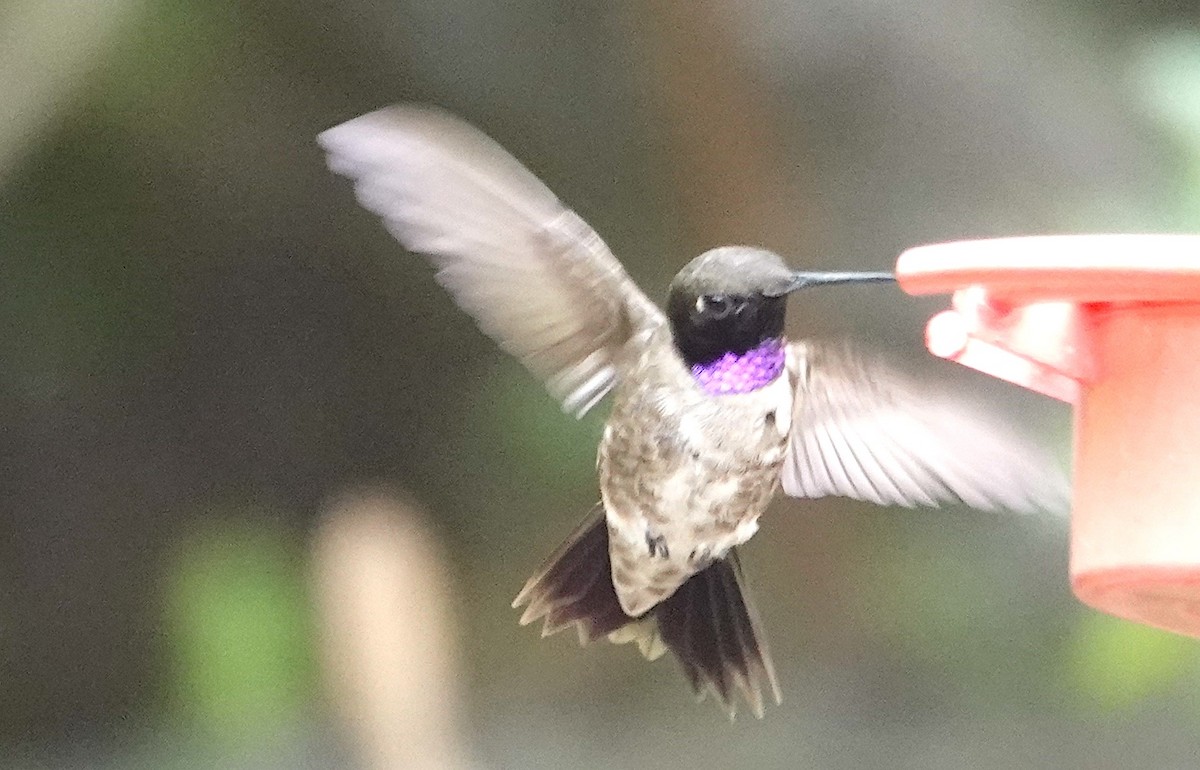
896,234,1200,637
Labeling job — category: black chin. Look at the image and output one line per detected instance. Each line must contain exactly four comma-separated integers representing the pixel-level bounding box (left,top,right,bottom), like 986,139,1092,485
667,292,786,367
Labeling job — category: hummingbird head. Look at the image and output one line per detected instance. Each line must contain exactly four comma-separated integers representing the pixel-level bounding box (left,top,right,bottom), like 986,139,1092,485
666,246,894,367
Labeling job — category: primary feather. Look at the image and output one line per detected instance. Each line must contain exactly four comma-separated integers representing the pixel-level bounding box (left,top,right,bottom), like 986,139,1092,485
318,106,663,416
783,342,1069,512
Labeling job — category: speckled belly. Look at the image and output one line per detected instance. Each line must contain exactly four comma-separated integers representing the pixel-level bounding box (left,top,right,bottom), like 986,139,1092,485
598,372,792,616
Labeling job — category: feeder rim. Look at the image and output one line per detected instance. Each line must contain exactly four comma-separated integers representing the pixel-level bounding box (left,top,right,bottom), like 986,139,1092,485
897,234,1200,304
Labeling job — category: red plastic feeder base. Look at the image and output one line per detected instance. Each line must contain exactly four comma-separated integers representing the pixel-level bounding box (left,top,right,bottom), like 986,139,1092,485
897,235,1200,638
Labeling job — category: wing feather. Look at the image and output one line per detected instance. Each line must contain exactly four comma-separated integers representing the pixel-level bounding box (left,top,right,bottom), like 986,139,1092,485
319,106,664,416
782,342,1069,512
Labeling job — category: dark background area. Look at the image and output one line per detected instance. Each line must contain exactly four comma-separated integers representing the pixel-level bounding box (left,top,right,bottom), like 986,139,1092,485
4,0,1200,767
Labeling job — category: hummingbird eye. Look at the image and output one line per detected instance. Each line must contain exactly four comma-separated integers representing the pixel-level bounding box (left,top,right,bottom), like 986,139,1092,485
698,293,735,319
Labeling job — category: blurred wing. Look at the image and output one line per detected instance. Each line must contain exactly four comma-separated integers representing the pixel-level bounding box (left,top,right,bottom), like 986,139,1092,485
318,106,664,417
781,342,1069,512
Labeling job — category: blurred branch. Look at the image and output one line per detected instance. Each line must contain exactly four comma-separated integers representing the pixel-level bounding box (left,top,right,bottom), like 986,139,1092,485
312,488,473,770
633,0,813,253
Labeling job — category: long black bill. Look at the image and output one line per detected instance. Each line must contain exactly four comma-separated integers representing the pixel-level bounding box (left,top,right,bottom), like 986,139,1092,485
778,270,896,295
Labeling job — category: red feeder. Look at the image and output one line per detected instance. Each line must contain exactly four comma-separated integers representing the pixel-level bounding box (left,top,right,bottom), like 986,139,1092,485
896,234,1200,637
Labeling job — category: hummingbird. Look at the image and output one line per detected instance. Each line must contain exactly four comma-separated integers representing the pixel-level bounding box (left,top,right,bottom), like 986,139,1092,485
318,106,1066,718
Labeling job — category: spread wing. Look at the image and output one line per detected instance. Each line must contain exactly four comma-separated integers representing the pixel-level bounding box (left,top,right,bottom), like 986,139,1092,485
318,106,664,417
781,342,1069,512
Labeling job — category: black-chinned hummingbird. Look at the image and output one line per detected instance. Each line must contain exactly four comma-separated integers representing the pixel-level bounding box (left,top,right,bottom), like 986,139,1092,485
318,107,1066,718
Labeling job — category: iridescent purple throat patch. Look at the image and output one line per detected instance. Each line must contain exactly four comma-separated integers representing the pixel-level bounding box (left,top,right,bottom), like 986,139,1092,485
690,338,785,395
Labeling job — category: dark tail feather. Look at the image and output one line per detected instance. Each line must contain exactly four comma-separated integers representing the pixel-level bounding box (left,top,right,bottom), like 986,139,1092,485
514,506,781,718
512,505,632,642
655,548,781,719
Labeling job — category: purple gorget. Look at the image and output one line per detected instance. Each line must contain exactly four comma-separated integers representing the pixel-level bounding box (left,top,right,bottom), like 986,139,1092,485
689,337,785,395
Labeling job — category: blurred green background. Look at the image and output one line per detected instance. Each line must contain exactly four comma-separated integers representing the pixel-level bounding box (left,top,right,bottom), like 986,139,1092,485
5,0,1200,767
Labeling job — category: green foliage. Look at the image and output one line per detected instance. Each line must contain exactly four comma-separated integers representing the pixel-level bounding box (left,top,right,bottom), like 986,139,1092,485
844,515,1077,713
466,359,603,503
1132,30,1200,144
92,0,241,124
0,123,176,399
161,516,316,743
1130,29,1200,229
1067,611,1200,711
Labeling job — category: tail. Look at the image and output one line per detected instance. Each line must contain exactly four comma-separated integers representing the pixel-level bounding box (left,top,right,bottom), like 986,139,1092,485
513,505,781,718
